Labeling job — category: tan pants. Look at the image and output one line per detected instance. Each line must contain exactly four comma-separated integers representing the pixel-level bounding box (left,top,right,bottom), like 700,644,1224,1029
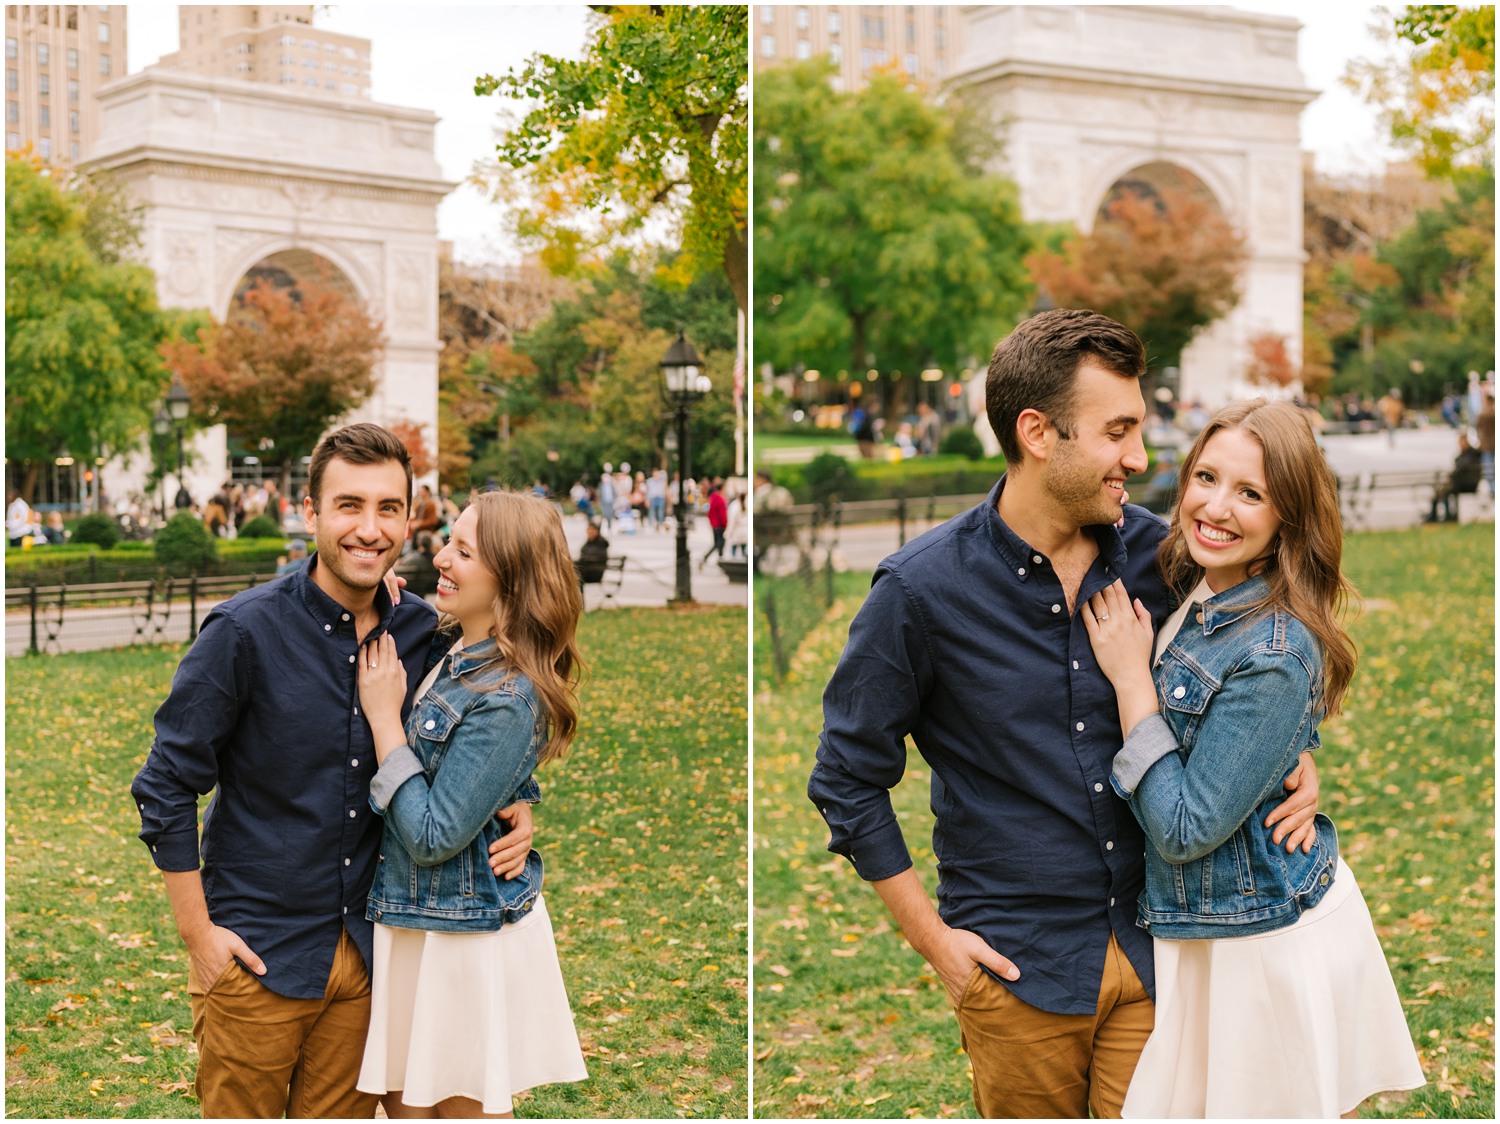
955,933,1155,1119
188,928,379,1119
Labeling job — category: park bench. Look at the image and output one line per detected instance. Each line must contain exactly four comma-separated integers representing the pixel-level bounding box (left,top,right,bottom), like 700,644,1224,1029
1337,470,1451,530
718,557,748,583
576,554,627,610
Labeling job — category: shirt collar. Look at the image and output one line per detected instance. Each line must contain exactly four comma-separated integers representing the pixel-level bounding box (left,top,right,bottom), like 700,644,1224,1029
295,553,397,636
443,633,502,677
985,474,1130,581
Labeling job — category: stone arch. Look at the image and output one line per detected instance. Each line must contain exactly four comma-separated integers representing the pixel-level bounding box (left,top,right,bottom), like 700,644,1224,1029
1086,158,1235,233
217,242,372,321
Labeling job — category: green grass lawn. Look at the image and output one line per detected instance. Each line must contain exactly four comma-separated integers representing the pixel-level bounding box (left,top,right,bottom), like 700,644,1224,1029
5,608,748,1119
753,523,1495,1119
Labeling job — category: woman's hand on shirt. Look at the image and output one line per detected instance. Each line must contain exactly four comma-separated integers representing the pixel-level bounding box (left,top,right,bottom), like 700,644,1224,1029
1081,580,1160,736
357,632,409,761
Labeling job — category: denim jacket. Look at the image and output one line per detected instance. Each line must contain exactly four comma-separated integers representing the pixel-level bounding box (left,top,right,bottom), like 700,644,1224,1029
367,637,545,933
1110,574,1338,940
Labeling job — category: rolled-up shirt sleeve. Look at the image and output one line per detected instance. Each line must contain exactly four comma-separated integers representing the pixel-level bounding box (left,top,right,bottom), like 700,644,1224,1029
808,567,930,882
130,611,248,871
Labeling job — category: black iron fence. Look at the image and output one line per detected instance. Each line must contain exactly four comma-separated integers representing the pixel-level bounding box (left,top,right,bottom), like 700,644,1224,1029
5,572,278,656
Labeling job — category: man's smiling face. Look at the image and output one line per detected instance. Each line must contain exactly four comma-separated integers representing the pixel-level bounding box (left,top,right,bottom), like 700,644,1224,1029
302,457,409,604
1042,361,1149,528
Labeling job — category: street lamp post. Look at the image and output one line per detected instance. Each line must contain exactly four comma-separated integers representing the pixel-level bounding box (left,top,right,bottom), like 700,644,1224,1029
166,374,192,510
661,332,710,604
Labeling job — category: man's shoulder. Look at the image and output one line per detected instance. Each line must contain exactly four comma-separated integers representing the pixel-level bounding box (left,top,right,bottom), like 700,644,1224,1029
880,499,991,579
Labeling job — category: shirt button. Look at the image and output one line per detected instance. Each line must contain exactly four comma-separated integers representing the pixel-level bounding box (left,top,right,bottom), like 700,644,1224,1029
1051,604,1062,614
1032,554,1043,564
348,809,356,818
1110,897,1116,907
1076,721,1085,732
1017,567,1026,576
342,613,350,621
1173,686,1186,699
344,858,351,867
324,624,332,632
343,906,348,914
1072,660,1079,670
1094,782,1103,792
351,758,359,767
1106,840,1115,851
348,654,356,664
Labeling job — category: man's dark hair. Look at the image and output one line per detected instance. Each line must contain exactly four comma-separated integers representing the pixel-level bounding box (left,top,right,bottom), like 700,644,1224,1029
984,308,1147,465
306,423,413,513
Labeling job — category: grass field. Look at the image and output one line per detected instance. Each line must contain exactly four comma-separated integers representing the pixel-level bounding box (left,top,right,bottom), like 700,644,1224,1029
753,523,1495,1119
5,607,748,1119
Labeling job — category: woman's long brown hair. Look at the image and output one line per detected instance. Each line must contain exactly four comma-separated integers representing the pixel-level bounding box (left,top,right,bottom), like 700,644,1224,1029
449,490,584,764
1158,399,1359,716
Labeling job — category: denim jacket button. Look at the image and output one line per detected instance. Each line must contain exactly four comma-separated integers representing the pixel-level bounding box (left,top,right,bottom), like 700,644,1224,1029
425,719,436,730
1321,873,1330,886
1172,686,1186,699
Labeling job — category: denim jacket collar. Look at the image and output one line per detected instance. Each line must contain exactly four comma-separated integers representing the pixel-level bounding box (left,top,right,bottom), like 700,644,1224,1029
985,474,1129,580
1197,573,1273,636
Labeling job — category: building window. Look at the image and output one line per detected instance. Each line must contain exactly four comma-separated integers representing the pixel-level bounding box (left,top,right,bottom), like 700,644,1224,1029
6,70,16,93
4,38,15,59
828,11,841,34
760,5,773,25
66,8,77,31
904,52,918,74
6,132,19,150
795,39,812,60
324,60,336,71
38,42,49,65
829,42,843,64
69,110,78,132
39,136,51,158
68,78,78,102
303,57,317,68
907,22,917,46
861,16,885,39
280,34,296,47
795,6,808,30
341,82,355,94
99,54,110,76
5,100,16,124
935,26,945,50
38,73,48,95
235,42,253,54
341,45,355,58
69,141,79,161
302,38,317,49
280,74,295,84
97,21,109,43
236,62,252,73
39,105,49,127
67,47,77,70
323,42,337,52
303,75,316,86
761,34,775,58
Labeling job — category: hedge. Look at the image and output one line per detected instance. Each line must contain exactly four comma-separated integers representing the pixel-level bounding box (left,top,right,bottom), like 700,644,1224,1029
6,538,290,586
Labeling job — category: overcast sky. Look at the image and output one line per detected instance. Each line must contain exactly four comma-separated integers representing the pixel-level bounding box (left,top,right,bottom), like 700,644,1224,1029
124,3,1401,264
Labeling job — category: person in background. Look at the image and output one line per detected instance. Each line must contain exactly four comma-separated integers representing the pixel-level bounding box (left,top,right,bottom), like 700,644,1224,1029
698,481,728,570
576,520,610,586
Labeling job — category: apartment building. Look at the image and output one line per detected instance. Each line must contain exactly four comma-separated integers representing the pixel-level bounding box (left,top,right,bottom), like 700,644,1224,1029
155,5,370,100
4,4,125,163
752,4,957,91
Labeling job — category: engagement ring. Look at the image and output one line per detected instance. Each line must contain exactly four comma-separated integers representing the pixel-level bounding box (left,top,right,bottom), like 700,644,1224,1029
1099,613,1110,622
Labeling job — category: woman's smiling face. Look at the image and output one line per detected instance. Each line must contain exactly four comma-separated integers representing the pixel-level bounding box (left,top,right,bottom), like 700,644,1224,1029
1180,427,1283,592
432,506,499,640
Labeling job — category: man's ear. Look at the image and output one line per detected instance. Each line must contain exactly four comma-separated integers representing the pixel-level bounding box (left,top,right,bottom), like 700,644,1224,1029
302,494,318,535
1014,408,1055,465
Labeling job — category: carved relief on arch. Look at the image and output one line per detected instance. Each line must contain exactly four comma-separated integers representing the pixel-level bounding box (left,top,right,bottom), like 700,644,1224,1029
391,249,432,334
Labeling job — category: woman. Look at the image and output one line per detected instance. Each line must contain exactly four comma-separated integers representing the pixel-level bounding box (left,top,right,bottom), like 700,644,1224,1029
1082,400,1423,1118
355,490,588,1118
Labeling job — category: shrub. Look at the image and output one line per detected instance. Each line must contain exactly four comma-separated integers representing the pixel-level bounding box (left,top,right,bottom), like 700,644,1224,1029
238,514,283,539
801,451,866,504
71,513,120,550
938,427,986,461
154,512,218,574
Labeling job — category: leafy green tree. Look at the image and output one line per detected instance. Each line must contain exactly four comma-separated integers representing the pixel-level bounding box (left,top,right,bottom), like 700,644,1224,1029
5,155,170,502
1346,4,1495,177
753,63,1032,417
476,5,748,312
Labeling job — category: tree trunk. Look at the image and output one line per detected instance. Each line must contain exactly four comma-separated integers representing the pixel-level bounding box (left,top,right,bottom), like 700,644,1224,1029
722,231,748,317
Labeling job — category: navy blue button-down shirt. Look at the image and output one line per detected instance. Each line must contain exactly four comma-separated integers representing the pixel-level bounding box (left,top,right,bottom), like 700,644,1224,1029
131,558,437,999
809,477,1173,1015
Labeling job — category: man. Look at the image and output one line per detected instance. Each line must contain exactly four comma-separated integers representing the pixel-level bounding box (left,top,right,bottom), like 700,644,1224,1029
406,482,440,544
809,310,1318,1118
132,424,534,1118
598,463,616,533
576,519,610,585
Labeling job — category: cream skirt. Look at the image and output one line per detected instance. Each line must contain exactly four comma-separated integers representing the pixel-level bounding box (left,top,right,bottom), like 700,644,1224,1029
357,896,588,1114
1123,860,1425,1118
